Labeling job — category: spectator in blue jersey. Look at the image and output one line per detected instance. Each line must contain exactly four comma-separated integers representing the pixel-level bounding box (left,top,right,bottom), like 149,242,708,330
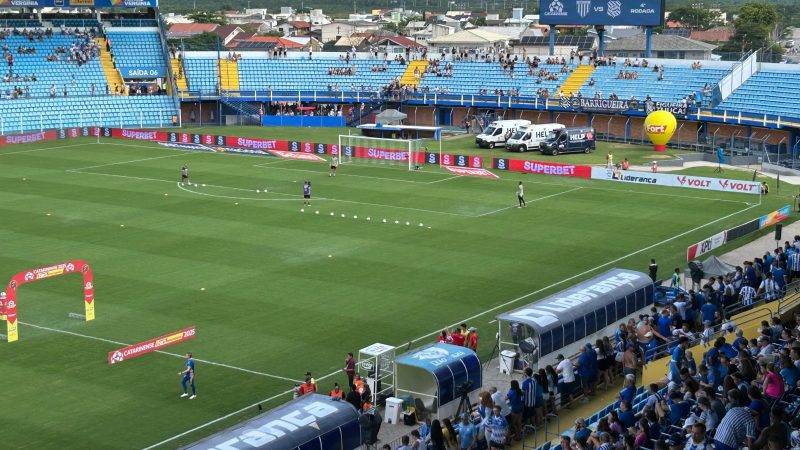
670,268,681,288
179,352,196,399
618,374,636,405
714,390,756,450
618,400,636,429
700,297,717,325
576,343,597,402
744,261,758,287
780,356,799,388
669,336,689,383
506,380,523,442
486,405,509,450
457,413,478,450
658,309,673,341
771,260,787,290
658,391,689,426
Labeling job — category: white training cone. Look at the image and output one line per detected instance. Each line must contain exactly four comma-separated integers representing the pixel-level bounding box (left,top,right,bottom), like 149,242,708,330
315,211,320,215
300,209,305,212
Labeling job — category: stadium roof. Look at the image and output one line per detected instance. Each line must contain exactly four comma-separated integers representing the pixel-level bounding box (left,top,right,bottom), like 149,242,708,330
167,23,219,37
690,27,734,43
427,28,510,45
518,35,595,51
605,34,717,51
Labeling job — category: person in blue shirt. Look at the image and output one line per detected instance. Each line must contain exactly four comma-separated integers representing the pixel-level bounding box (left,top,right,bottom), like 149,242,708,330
670,337,689,382
576,344,595,400
179,352,196,399
457,413,478,450
780,356,799,388
659,391,689,426
618,401,636,429
657,309,673,339
700,298,717,324
618,375,636,405
744,261,757,287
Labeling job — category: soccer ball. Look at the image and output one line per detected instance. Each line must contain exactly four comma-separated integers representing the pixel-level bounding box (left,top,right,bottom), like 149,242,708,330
315,211,320,215
353,215,358,219
366,217,371,221
300,209,305,212
405,222,410,226
341,214,346,218
394,220,399,224
382,219,387,223
330,212,335,216
256,189,260,193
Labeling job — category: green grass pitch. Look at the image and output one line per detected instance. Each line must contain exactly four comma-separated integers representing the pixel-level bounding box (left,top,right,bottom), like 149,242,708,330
0,132,792,449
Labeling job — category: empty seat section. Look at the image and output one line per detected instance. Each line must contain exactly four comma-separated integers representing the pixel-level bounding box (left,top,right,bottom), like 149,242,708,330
575,65,727,102
105,31,166,71
717,71,800,119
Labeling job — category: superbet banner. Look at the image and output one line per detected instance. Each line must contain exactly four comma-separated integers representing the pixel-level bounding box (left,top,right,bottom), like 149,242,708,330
225,136,288,151
492,158,591,178
2,260,95,343
0,130,58,146
353,146,425,163
108,327,196,365
112,128,169,141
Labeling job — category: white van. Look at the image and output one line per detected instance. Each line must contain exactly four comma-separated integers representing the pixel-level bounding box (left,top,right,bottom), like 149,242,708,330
475,119,531,148
505,123,566,152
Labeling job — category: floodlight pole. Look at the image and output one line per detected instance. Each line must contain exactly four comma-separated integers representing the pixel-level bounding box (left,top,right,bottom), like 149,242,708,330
645,27,653,58
548,25,555,56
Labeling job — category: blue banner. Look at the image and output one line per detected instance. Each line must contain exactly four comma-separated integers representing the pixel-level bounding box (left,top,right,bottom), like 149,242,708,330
120,66,166,78
0,0,158,7
539,0,664,26
261,115,346,128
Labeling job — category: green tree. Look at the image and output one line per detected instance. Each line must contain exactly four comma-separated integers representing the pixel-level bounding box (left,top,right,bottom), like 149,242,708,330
185,11,228,25
717,3,780,57
474,16,486,26
736,2,779,28
667,5,718,30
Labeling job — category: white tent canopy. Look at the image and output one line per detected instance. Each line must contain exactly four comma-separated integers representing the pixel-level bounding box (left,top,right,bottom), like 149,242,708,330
375,109,407,125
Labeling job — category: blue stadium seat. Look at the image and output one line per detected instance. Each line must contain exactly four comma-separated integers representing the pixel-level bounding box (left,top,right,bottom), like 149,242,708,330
717,71,800,119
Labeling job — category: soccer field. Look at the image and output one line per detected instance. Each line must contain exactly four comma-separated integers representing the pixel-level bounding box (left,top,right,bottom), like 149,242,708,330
0,135,791,449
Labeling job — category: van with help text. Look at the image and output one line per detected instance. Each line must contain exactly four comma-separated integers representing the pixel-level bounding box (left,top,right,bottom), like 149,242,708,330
506,123,566,152
475,119,531,149
540,127,596,156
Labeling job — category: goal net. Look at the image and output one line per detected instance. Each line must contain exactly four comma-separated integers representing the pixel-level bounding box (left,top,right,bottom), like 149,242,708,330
337,134,425,171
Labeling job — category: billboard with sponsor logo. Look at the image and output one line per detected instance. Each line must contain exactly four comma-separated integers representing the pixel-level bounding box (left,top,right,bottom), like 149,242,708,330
591,167,762,194
539,0,664,26
495,158,591,178
112,128,168,141
686,205,791,261
442,165,498,178
559,95,640,113
225,136,287,151
0,0,158,7
645,99,688,117
185,394,362,450
107,327,195,365
2,260,95,343
0,130,58,146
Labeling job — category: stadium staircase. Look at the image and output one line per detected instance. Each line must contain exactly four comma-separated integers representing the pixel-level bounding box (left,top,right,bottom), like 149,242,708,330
97,38,124,92
172,58,188,93
557,64,594,96
400,60,428,86
218,60,240,94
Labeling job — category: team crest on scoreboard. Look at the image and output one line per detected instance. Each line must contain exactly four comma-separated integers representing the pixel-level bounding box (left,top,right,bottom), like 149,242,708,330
576,0,591,17
607,0,621,17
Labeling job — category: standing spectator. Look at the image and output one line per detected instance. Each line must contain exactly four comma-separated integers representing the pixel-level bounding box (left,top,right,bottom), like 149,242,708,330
700,298,717,325
457,413,478,450
740,282,757,306
429,420,446,450
522,367,538,426
576,343,597,402
506,380,523,442
649,259,658,281
596,338,614,389
556,354,576,405
486,406,509,450
713,400,756,450
670,268,680,288
466,327,478,351
343,352,356,390
758,272,779,301
489,386,509,420
345,386,361,410
622,343,638,382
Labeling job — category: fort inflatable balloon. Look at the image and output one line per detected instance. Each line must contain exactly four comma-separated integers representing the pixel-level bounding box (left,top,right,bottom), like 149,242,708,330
644,111,677,152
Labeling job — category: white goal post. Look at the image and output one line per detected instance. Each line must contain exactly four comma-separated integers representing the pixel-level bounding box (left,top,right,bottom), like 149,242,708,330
337,134,427,171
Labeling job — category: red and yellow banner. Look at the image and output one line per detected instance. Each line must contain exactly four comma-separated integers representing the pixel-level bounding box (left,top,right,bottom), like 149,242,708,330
2,260,94,342
107,327,196,364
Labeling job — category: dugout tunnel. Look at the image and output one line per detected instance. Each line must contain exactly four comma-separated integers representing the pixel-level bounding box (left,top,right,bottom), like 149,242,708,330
183,394,361,450
496,269,655,369
394,343,482,420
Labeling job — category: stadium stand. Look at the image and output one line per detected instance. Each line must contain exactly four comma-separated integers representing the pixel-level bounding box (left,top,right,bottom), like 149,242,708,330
105,30,167,72
183,57,219,93
0,24,177,131
575,64,727,103
237,58,406,92
717,71,800,119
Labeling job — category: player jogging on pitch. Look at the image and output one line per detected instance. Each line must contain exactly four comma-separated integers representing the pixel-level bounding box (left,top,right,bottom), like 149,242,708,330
303,181,311,205
179,352,196,399
329,155,339,177
517,181,526,208
180,163,189,185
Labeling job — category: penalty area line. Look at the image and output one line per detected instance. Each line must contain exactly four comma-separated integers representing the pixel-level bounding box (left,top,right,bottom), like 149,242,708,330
21,322,302,384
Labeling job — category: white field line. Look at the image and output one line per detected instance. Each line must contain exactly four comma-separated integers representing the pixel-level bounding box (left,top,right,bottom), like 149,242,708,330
67,153,189,171
253,163,458,185
143,201,759,450
21,322,302,383
475,187,583,217
426,175,463,184
0,143,89,156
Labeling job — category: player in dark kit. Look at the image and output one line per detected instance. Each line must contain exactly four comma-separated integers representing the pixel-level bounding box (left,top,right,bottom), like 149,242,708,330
303,181,311,205
180,164,189,184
